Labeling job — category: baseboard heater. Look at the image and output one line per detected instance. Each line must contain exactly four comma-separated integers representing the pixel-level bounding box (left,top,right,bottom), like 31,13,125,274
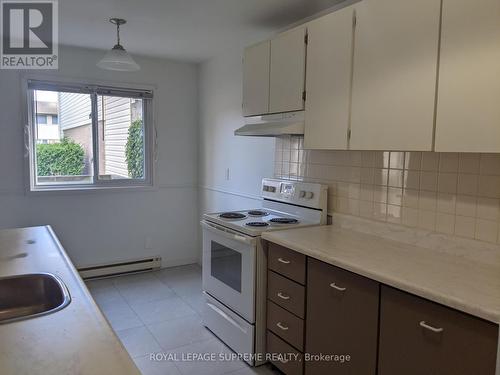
78,256,162,280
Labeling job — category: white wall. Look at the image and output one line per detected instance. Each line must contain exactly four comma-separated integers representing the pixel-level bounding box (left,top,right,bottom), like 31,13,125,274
198,45,275,216
0,46,199,268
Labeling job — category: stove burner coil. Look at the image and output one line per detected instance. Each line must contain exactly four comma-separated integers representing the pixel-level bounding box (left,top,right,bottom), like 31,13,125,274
269,218,299,224
219,212,247,220
247,210,269,217
245,222,270,227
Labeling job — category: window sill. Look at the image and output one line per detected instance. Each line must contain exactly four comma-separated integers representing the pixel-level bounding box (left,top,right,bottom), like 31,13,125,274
27,183,158,196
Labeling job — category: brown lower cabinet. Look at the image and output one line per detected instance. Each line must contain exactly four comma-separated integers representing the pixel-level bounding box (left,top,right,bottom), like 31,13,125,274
268,270,306,319
267,300,305,351
267,331,304,375
266,242,499,375
378,286,498,375
305,258,379,375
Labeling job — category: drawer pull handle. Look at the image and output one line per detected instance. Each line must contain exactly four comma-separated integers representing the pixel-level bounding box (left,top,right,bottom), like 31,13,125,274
277,292,290,300
419,321,444,333
330,282,347,292
276,322,289,331
277,258,291,264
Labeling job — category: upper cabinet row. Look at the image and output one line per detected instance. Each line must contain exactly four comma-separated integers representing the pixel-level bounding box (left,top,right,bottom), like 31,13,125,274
242,0,500,153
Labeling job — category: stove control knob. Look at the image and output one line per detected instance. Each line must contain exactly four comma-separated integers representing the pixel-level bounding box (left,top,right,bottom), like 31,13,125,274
299,190,306,198
263,185,269,192
305,192,314,199
269,186,276,193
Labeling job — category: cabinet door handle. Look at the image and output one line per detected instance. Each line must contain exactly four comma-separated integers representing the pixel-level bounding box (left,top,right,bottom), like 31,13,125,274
276,322,289,331
330,282,347,292
419,321,444,333
277,292,290,300
277,258,290,264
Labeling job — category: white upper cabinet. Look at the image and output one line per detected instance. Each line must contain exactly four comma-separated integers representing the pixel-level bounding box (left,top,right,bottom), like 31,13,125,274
242,40,270,117
435,0,500,153
304,6,355,150
269,26,307,114
350,0,441,151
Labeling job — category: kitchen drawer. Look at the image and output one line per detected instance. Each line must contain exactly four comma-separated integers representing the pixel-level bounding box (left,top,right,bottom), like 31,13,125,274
268,243,306,285
305,258,379,375
267,331,303,375
379,286,498,375
268,270,305,318
267,300,304,351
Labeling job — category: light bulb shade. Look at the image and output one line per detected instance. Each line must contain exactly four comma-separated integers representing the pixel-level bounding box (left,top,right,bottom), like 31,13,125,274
97,46,140,71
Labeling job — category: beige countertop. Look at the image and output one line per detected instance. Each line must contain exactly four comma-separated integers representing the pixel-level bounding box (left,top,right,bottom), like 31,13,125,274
0,226,140,375
262,224,500,324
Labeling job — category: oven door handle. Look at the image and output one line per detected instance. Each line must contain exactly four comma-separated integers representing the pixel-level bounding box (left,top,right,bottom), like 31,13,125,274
201,221,256,245
206,302,248,334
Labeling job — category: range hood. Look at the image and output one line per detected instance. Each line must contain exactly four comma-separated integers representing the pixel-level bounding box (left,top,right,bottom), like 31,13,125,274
234,111,304,137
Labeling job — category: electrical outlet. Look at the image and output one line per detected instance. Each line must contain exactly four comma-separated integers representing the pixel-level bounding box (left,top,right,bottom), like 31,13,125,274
144,236,153,250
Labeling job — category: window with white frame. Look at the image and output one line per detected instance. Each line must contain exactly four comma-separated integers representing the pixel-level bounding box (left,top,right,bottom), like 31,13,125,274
26,80,154,191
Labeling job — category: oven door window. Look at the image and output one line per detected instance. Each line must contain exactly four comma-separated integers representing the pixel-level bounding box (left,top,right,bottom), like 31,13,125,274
211,241,242,293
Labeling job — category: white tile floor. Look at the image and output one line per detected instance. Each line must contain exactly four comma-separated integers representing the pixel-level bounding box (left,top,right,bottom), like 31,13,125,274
86,264,278,375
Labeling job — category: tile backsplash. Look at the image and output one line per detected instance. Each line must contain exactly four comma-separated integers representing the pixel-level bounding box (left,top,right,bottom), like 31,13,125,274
274,136,500,244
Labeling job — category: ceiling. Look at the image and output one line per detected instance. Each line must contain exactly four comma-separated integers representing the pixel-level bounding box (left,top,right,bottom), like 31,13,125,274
59,0,347,62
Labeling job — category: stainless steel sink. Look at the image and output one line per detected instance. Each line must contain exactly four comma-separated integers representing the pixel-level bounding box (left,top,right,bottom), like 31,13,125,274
0,273,71,324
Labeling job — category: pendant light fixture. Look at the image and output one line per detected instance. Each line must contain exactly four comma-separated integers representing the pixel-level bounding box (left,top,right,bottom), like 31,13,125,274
97,18,140,72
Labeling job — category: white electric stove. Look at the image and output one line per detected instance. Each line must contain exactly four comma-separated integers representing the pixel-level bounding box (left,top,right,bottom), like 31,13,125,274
201,178,328,366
